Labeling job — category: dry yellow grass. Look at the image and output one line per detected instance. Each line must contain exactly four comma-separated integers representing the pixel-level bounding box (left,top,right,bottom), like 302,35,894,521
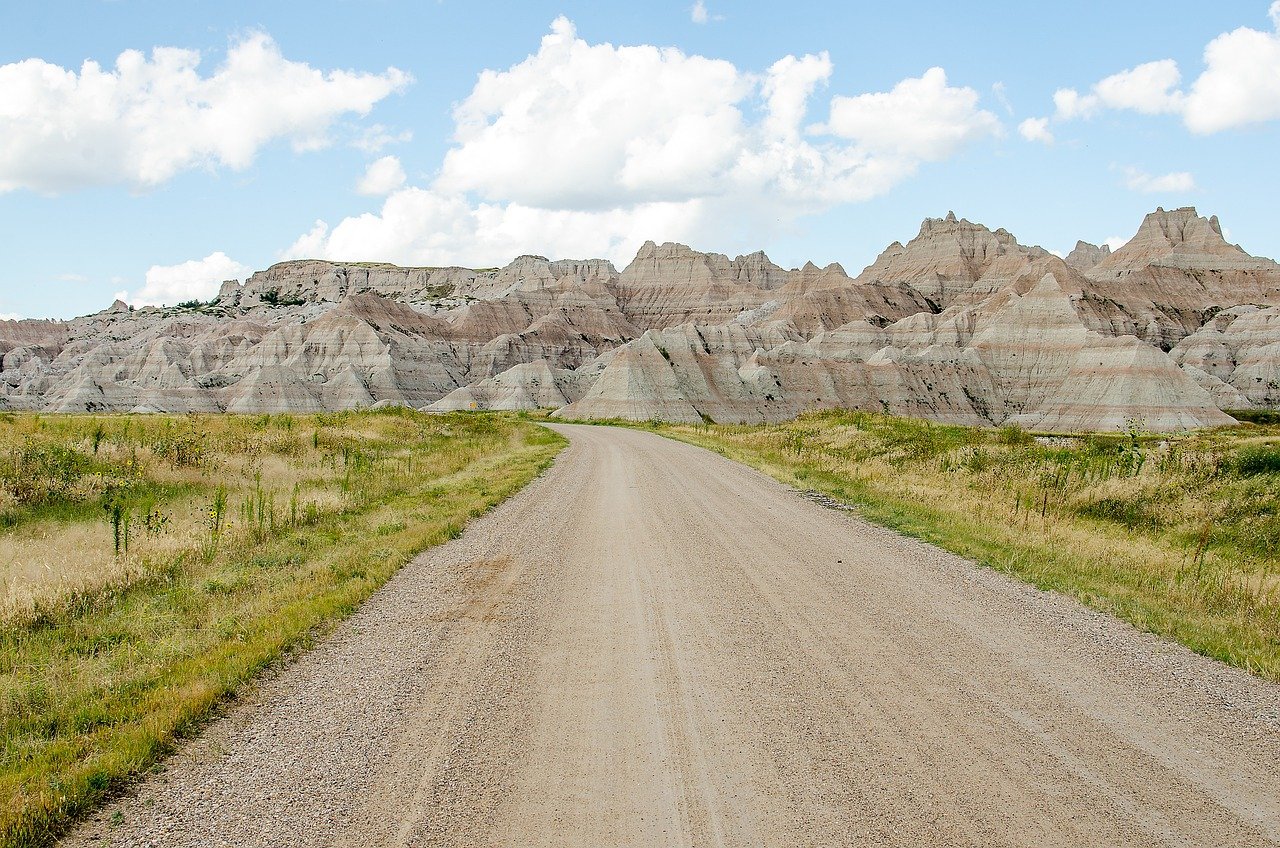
0,411,466,617
0,409,565,847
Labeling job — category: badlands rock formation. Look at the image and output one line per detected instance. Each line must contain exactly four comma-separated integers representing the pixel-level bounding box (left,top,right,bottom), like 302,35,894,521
1064,241,1111,273
3,207,1277,431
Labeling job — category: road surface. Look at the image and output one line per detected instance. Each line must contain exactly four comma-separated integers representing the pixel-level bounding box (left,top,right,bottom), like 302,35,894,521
67,423,1280,847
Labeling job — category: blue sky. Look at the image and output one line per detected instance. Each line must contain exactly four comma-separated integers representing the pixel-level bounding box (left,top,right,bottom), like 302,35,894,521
2,0,1278,318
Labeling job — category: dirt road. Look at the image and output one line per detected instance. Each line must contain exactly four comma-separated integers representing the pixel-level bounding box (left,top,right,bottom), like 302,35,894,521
67,424,1280,847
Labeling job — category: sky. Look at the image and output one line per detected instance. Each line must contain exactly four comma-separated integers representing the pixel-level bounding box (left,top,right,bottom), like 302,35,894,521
2,0,1279,319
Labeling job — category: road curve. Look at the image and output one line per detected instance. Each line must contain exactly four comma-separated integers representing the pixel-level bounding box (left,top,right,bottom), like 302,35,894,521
66,423,1280,847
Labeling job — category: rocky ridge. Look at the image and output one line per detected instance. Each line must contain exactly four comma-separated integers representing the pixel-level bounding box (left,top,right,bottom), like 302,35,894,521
3,206,1276,431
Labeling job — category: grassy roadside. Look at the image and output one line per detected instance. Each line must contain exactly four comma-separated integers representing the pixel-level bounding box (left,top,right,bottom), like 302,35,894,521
0,410,565,847
610,411,1279,682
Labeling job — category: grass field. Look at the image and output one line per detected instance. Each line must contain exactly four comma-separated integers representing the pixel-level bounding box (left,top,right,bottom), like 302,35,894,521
0,409,565,847
6,406,1278,843
634,411,1280,682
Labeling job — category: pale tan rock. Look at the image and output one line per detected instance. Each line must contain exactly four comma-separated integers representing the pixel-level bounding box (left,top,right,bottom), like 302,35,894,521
1064,241,1111,273
1012,336,1235,432
612,241,785,328
851,212,1052,310
556,334,705,423
240,260,474,306
427,360,576,412
765,262,930,336
557,321,997,426
454,256,620,299
1079,207,1280,349
1093,207,1265,273
966,273,1094,416
5,207,1277,430
1179,365,1251,409
1173,305,1280,408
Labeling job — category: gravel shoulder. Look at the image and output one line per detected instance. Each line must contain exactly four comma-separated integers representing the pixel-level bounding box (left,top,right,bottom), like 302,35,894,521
65,423,1280,847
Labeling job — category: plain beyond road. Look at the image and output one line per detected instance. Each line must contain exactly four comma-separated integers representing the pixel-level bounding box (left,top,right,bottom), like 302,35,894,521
67,424,1280,846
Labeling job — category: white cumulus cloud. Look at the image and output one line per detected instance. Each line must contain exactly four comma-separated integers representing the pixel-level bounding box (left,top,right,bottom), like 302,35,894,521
1095,60,1184,115
0,33,410,194
1184,13,1280,132
283,192,710,269
435,17,751,209
821,67,1002,161
1044,7,1280,135
1051,87,1097,121
690,1,722,23
1017,116,1054,144
1052,60,1184,122
1123,167,1196,194
357,155,407,195
124,252,251,306
287,18,1001,268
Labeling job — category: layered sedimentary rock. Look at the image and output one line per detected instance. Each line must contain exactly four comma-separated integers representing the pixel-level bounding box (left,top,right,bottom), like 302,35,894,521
764,261,932,336
3,206,1276,431
1076,207,1280,350
611,242,789,329
427,359,593,412
1064,241,1111,273
1171,305,1280,409
852,211,1054,310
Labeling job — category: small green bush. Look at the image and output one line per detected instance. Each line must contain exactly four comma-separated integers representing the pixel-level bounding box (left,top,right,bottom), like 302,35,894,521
1073,496,1155,529
260,290,305,307
1234,445,1280,476
1,442,92,504
997,423,1033,446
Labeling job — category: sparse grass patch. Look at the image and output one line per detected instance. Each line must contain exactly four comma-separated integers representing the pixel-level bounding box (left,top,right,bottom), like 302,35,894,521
625,410,1280,682
0,410,564,847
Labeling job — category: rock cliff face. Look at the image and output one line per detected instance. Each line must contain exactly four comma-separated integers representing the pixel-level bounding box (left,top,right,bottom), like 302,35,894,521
3,207,1276,431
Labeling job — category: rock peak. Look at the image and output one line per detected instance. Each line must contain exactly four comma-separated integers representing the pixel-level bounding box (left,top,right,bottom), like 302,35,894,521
1064,240,1112,273
916,211,999,239
1134,206,1228,242
1090,207,1270,275
1127,207,1225,253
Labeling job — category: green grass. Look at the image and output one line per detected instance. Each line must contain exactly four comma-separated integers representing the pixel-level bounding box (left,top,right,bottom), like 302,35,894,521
0,410,565,847
613,411,1280,682
1227,408,1280,425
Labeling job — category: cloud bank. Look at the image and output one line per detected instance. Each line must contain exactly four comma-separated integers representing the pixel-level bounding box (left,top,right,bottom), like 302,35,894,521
0,33,410,194
286,17,1001,267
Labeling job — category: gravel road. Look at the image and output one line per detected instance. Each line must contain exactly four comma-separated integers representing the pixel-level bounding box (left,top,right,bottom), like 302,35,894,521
66,423,1280,847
